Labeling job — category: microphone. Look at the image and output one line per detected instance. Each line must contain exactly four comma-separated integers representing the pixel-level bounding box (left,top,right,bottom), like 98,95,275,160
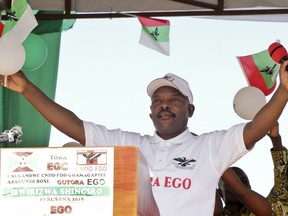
268,42,288,71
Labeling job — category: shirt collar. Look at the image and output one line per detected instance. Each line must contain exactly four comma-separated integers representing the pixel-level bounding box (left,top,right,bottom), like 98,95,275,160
149,128,195,145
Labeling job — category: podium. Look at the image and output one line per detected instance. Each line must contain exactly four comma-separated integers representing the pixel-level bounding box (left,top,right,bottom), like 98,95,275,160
0,146,159,216
114,146,160,216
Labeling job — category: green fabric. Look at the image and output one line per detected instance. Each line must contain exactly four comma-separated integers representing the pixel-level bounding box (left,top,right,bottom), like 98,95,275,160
0,11,76,147
253,50,280,89
33,11,76,34
142,26,170,42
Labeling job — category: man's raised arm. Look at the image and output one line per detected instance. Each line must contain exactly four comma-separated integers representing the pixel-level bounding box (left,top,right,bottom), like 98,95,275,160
244,61,288,149
0,71,86,145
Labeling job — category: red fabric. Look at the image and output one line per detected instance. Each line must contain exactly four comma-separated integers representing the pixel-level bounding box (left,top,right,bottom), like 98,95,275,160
0,22,4,37
138,16,170,27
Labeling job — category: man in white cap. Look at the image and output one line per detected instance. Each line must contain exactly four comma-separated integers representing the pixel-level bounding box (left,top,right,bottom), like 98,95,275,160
1,61,288,215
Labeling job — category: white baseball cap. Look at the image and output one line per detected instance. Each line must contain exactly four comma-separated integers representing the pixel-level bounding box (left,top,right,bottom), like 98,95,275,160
147,73,193,104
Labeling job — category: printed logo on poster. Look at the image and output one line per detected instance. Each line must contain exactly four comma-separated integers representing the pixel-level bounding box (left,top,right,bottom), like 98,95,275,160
77,150,107,165
8,151,38,172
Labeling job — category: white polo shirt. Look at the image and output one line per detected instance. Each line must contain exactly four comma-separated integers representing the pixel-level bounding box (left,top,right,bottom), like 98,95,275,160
84,121,248,216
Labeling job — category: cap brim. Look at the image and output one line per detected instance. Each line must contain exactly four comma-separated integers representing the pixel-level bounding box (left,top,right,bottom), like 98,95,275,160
147,78,176,97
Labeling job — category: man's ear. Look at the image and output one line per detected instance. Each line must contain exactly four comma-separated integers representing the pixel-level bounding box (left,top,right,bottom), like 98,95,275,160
149,113,152,119
188,104,195,117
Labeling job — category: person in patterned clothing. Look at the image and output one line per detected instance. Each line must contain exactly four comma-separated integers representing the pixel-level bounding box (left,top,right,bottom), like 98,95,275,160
216,122,288,216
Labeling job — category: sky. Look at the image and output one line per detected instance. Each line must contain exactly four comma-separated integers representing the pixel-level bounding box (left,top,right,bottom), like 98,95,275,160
48,16,288,197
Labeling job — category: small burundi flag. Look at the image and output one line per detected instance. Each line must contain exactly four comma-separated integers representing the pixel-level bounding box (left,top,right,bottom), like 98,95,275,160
237,49,279,96
138,16,170,56
2,0,37,49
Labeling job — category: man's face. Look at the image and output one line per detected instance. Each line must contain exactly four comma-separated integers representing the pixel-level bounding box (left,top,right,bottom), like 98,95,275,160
149,86,194,139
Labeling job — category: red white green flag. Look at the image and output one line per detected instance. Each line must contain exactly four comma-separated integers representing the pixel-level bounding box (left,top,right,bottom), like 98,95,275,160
138,16,170,56
2,0,37,49
237,49,279,96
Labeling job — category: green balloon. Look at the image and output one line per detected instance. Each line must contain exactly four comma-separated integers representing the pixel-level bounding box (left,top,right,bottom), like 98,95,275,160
22,33,48,71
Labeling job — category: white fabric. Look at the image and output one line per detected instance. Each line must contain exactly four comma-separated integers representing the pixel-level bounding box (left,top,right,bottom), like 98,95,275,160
2,5,37,49
139,29,170,56
84,121,248,216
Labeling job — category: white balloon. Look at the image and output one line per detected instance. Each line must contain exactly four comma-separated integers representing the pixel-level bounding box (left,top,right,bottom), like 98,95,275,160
233,86,266,120
0,39,26,75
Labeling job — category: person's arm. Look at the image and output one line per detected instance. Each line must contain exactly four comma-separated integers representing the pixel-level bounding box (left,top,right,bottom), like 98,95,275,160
0,71,86,145
221,168,272,216
214,191,223,216
244,61,288,149
267,121,282,151
266,121,288,204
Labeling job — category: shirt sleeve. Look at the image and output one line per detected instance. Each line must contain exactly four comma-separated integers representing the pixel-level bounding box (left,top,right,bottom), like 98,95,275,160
209,123,249,177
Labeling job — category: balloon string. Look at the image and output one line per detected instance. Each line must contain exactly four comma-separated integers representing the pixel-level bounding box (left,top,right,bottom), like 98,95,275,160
4,75,7,87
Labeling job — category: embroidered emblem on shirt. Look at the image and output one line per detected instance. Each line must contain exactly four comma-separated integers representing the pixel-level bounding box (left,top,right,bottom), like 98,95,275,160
173,157,196,170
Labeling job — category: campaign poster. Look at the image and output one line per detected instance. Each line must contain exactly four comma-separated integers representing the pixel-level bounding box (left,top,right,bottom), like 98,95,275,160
0,147,114,216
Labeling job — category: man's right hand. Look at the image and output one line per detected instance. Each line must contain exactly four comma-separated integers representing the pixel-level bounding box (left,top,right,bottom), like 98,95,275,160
0,71,29,93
